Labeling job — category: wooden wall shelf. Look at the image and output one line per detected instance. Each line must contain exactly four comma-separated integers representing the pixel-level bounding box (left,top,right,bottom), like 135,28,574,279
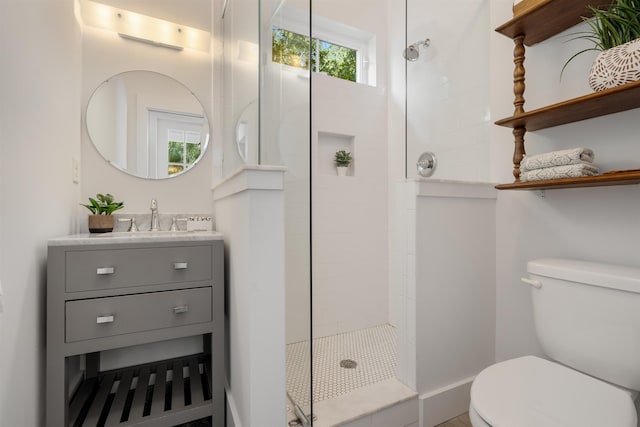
496,0,612,46
495,80,640,131
495,170,640,190
495,0,640,190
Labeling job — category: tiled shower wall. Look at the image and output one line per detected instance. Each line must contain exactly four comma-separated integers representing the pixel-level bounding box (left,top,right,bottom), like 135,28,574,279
311,73,390,340
404,0,492,182
285,0,392,344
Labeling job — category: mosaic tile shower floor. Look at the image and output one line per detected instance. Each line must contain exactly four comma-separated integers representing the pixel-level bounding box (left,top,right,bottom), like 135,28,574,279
286,324,397,406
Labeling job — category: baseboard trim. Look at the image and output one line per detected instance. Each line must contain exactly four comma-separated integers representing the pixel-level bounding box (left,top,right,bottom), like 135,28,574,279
419,376,474,427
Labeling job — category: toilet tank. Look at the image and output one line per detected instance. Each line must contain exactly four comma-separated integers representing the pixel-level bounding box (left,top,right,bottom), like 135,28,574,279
527,258,640,391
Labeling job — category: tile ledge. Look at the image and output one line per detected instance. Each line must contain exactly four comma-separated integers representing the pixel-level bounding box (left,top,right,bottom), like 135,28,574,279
401,179,498,200
212,164,287,201
312,378,418,427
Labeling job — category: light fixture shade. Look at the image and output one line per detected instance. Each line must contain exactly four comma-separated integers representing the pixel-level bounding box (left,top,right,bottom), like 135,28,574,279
80,0,211,52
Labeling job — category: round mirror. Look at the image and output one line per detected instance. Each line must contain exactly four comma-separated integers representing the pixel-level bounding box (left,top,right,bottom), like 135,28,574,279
86,70,210,179
235,100,258,164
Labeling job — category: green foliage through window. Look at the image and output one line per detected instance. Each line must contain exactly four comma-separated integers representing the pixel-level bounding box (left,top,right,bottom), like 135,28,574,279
168,140,201,176
272,27,357,83
168,141,184,163
186,143,201,164
273,28,311,69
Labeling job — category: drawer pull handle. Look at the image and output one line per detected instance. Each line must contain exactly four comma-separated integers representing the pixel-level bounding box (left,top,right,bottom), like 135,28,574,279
96,267,115,275
173,306,189,314
96,315,115,324
174,262,188,270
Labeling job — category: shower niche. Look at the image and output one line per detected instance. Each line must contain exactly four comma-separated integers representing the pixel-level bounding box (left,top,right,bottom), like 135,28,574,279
317,131,355,177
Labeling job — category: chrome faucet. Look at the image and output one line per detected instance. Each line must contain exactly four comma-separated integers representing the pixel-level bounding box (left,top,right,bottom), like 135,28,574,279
150,198,160,231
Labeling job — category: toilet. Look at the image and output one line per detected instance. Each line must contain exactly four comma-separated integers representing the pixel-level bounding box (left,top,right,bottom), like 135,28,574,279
470,258,640,427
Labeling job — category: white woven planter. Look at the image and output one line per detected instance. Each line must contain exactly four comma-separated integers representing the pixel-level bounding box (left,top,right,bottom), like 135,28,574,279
589,38,640,91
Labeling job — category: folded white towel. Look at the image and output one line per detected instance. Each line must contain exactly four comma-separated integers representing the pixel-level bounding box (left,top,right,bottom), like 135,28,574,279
520,163,599,182
520,148,594,173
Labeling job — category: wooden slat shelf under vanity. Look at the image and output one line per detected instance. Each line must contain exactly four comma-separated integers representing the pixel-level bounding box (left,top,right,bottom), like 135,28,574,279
494,0,640,190
495,170,640,190
495,80,640,131
68,354,213,427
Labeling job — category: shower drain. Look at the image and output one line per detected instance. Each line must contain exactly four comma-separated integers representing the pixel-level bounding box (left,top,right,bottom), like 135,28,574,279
340,359,358,369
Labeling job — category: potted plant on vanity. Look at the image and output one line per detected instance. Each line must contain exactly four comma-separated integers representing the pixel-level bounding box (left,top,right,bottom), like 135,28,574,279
81,193,124,233
334,150,353,176
563,0,640,91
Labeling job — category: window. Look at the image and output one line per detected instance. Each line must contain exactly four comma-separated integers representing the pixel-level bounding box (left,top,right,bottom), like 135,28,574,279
272,27,358,83
272,28,311,70
270,7,376,86
317,39,357,82
272,28,357,82
167,129,202,176
148,110,206,179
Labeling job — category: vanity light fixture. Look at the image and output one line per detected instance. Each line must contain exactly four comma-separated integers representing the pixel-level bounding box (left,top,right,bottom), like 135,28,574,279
80,0,210,52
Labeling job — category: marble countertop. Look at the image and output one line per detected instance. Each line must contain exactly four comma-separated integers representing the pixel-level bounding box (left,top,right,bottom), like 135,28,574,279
48,230,223,246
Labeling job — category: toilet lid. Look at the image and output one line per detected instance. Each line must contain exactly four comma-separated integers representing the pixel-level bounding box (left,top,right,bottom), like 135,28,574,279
471,356,637,427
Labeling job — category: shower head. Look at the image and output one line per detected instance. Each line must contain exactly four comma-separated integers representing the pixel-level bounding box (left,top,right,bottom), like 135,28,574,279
403,38,431,61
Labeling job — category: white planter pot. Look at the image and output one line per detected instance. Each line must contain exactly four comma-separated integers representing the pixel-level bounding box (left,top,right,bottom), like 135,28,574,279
336,166,348,176
589,38,640,91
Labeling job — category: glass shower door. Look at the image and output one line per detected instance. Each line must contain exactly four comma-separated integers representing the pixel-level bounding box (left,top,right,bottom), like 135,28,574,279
260,0,313,423
222,0,312,422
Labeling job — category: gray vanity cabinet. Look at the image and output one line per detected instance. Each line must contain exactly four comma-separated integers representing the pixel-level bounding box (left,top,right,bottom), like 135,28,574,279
46,235,224,427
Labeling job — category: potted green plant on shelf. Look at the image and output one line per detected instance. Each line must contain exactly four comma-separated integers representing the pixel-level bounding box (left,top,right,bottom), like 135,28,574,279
334,150,353,176
81,193,124,233
563,0,640,91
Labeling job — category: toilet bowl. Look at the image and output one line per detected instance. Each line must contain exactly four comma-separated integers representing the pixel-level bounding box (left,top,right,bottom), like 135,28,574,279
469,258,640,427
468,405,490,427
469,356,637,427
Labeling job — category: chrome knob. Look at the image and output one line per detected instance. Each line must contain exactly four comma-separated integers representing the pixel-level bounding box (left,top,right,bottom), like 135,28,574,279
417,151,437,177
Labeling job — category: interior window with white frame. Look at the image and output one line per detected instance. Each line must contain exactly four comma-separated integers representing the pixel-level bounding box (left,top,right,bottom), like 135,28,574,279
271,8,376,86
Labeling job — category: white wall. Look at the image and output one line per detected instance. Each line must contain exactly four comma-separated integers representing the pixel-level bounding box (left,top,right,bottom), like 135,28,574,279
213,167,287,427
386,3,498,423
0,1,81,426
255,0,392,348
415,183,496,426
405,0,491,182
312,73,389,338
259,0,389,344
279,0,390,343
490,0,640,361
394,181,496,426
414,183,496,392
81,4,216,218
387,0,493,329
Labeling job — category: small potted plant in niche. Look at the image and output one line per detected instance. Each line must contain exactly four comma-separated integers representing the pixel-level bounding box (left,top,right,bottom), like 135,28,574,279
81,193,124,233
334,150,353,176
563,0,640,91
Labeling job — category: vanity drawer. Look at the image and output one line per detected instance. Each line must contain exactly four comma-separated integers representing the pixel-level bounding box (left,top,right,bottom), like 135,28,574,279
65,287,212,342
66,246,212,292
